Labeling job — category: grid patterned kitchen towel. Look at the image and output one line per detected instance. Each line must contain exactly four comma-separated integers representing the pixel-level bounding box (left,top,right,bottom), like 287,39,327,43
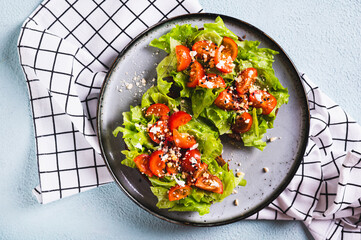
17,0,361,239
247,74,361,240
17,0,203,204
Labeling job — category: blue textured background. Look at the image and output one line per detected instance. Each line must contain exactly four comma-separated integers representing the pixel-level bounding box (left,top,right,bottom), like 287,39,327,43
1,0,360,239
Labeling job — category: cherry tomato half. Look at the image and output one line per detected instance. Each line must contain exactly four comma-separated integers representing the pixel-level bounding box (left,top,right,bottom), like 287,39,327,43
168,111,192,131
149,150,166,178
168,185,192,201
235,68,257,95
195,175,223,194
192,162,208,179
214,37,238,73
187,61,205,88
145,103,170,118
173,129,196,149
249,90,277,115
181,149,201,173
166,161,179,175
198,73,226,89
148,116,170,144
133,154,153,177
221,37,238,60
175,45,192,72
192,40,217,61
214,88,248,111
232,112,253,133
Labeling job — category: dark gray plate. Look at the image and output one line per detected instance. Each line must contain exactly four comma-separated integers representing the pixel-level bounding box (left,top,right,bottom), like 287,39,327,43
97,13,309,226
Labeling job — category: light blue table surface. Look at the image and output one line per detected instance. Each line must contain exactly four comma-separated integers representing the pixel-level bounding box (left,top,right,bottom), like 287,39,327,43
1,0,360,239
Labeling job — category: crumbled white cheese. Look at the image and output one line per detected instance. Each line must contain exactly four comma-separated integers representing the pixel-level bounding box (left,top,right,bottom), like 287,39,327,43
249,84,260,93
149,126,161,134
209,49,215,57
255,92,262,102
236,171,245,178
135,143,142,149
125,83,133,90
161,154,169,162
141,78,147,86
209,180,219,187
189,157,198,165
190,51,197,57
269,137,279,142
205,81,216,88
171,175,185,187
216,60,225,69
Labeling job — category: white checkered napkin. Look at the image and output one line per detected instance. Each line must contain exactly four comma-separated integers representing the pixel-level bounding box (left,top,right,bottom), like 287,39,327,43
248,75,361,239
17,0,203,204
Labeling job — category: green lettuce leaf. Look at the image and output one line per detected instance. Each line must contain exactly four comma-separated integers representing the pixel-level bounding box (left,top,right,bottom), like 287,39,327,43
178,117,222,160
193,30,223,46
141,86,179,109
191,88,223,118
241,108,268,150
201,105,236,135
149,24,198,53
203,16,238,40
171,71,191,98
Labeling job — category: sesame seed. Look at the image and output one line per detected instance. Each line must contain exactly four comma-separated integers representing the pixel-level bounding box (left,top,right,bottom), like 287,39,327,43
234,199,239,206
263,167,269,173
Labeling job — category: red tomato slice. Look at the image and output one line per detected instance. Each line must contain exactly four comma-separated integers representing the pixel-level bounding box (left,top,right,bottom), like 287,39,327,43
181,149,201,173
145,103,170,117
192,40,218,62
214,37,238,73
168,185,192,201
232,112,253,133
149,150,166,178
214,88,248,111
175,45,192,72
173,129,196,149
195,175,223,194
235,68,258,95
221,37,238,60
198,73,226,89
133,154,153,177
187,61,205,88
148,116,170,144
249,90,277,115
166,161,179,174
168,111,192,130
192,162,208,179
